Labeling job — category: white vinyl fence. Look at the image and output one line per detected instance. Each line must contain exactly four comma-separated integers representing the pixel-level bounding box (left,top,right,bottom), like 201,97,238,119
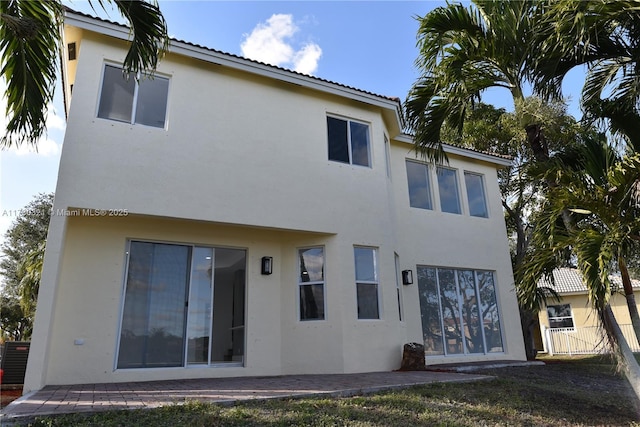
542,324,640,356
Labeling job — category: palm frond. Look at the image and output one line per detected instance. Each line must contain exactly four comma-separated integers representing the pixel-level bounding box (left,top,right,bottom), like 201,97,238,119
415,3,485,71
0,0,62,148
584,99,640,152
112,0,168,77
582,60,624,108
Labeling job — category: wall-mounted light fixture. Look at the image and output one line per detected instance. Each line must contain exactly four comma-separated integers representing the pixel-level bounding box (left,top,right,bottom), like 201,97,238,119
261,256,273,275
401,269,413,285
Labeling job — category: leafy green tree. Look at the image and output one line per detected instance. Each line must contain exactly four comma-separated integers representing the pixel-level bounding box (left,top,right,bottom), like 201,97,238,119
17,241,45,320
0,193,53,340
0,293,30,341
0,0,168,149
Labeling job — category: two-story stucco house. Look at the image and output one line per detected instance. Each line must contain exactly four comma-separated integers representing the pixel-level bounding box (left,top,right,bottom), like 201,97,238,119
24,9,525,393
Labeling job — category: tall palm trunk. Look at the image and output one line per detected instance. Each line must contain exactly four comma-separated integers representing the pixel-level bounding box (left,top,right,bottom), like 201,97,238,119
619,257,640,347
602,304,640,401
519,308,538,360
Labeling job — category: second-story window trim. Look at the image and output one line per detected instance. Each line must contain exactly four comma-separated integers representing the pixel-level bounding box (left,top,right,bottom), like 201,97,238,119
464,171,489,218
97,63,170,129
327,115,371,167
436,166,462,215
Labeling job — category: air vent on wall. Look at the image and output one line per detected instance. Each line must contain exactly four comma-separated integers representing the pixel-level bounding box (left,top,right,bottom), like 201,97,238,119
68,42,76,61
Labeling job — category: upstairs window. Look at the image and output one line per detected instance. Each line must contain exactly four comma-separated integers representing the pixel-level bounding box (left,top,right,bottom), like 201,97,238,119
464,172,488,217
98,64,169,128
327,116,371,167
436,167,461,214
406,160,433,210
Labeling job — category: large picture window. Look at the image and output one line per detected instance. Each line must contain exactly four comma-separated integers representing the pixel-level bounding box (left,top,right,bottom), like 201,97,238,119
117,241,246,369
298,247,325,321
327,116,371,167
98,64,169,128
417,266,503,356
354,247,379,319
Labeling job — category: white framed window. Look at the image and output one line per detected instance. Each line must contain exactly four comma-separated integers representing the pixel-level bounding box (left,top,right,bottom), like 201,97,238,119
406,160,433,210
547,304,575,329
298,247,325,321
98,64,169,128
436,167,462,214
116,241,246,369
464,172,488,218
327,116,371,167
394,253,404,321
417,266,503,356
354,247,379,319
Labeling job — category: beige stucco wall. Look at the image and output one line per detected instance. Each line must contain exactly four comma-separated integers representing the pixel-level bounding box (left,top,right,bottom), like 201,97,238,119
390,143,524,364
24,24,525,391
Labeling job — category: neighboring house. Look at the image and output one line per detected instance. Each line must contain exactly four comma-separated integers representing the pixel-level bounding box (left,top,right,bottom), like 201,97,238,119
537,268,640,355
24,9,525,393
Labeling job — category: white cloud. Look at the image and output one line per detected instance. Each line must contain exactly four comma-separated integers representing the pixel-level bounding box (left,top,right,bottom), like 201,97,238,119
241,14,322,75
11,136,60,156
46,105,66,132
0,78,64,157
293,44,323,75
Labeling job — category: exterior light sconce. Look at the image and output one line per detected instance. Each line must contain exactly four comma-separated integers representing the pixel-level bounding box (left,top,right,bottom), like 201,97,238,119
401,270,413,285
261,256,273,275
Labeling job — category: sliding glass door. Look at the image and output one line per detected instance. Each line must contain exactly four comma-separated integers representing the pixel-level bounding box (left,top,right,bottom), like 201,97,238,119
117,241,246,369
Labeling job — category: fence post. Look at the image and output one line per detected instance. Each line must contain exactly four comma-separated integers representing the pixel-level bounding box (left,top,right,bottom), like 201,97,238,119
545,327,554,356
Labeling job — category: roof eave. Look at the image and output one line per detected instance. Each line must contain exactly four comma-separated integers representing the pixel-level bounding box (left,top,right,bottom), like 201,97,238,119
394,134,513,167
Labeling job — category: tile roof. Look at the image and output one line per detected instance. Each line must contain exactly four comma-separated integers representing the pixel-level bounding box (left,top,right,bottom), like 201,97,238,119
537,267,640,294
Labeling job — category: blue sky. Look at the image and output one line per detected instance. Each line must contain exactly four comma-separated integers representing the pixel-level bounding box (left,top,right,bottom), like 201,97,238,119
0,0,585,243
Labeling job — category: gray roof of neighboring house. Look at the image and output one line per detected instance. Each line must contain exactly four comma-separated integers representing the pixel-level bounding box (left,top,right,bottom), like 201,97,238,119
537,267,640,295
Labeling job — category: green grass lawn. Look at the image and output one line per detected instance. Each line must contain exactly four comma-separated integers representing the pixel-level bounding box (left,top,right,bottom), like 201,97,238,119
26,356,640,426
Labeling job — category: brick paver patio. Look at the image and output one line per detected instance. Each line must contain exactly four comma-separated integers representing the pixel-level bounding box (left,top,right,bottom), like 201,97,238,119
1,370,492,422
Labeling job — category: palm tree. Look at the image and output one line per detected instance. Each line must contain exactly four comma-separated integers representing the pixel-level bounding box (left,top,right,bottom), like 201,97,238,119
439,100,588,359
405,0,553,164
520,146,640,399
0,0,168,149
532,0,640,149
